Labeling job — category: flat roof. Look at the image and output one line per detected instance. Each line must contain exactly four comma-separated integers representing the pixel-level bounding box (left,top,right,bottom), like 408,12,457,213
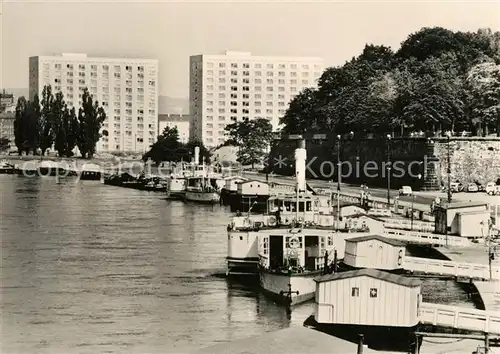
346,235,406,247
345,213,385,222
438,201,488,210
315,268,421,288
190,326,380,354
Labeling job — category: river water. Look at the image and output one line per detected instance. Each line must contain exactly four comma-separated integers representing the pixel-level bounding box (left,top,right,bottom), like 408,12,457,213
0,175,477,354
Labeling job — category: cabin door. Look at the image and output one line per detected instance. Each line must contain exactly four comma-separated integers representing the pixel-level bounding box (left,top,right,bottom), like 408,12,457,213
269,236,284,270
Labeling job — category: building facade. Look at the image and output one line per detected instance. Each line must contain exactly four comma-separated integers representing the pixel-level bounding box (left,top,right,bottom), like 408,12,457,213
189,51,324,148
0,112,15,147
0,91,15,113
158,114,190,144
29,53,159,153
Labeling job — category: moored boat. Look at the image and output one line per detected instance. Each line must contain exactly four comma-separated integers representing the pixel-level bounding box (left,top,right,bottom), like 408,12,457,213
184,176,220,204
0,160,16,174
225,139,375,306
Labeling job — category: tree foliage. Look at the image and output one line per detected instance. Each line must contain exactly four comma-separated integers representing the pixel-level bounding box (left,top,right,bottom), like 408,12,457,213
280,27,500,137
142,126,211,164
13,85,107,157
224,117,273,168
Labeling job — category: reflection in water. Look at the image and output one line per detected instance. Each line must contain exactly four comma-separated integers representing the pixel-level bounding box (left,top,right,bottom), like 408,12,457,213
0,175,477,353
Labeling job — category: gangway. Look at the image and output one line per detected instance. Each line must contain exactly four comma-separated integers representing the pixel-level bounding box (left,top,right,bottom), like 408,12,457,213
419,302,500,335
383,228,472,247
403,256,500,280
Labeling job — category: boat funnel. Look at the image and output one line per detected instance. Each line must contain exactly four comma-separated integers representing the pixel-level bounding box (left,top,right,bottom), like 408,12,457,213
194,146,200,165
295,139,306,193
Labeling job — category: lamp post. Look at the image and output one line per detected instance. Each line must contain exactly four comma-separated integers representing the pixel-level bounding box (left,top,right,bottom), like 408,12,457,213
411,173,422,230
386,134,392,209
446,131,452,204
336,134,341,227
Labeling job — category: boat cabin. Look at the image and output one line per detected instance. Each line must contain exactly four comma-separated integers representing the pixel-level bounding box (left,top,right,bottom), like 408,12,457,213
237,180,270,196
186,176,219,192
225,176,248,192
259,230,335,273
343,235,406,271
342,214,385,234
339,205,367,218
314,269,421,327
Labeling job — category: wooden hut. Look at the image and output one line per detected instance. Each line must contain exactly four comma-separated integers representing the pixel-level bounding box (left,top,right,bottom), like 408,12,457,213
343,235,406,271
434,201,490,237
314,269,421,327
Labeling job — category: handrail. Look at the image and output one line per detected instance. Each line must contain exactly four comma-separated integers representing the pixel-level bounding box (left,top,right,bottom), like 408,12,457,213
419,302,500,334
404,256,500,280
383,228,471,247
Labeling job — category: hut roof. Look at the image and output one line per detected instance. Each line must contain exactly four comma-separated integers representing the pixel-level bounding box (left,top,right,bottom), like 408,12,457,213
345,235,405,247
315,268,421,288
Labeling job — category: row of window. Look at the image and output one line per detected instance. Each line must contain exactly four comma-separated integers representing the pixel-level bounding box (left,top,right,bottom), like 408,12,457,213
351,287,378,298
204,85,300,92
206,70,316,78
205,115,275,122
206,62,321,70
205,78,312,86
206,93,297,100
207,101,287,107
51,64,146,72
205,108,286,115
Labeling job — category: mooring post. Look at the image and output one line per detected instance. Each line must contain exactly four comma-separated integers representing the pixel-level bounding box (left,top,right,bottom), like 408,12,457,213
333,250,338,273
413,333,420,354
485,332,489,352
357,334,364,354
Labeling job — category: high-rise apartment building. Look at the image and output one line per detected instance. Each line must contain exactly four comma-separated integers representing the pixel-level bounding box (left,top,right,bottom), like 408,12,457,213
29,53,159,153
189,51,324,148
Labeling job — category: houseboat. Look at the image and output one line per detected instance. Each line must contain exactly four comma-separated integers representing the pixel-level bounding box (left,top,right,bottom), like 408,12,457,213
309,268,422,352
226,139,375,306
184,176,221,204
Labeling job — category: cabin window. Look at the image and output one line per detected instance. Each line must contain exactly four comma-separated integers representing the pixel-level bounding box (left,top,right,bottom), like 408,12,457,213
370,288,378,298
263,237,269,255
351,287,359,297
298,202,305,212
327,235,334,246
306,201,312,211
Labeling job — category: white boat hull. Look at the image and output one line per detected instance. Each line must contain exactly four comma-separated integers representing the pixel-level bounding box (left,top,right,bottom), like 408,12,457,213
259,269,321,306
184,191,220,204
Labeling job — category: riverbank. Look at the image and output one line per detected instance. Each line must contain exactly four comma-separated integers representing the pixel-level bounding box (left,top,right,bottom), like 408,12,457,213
190,325,499,354
436,245,500,312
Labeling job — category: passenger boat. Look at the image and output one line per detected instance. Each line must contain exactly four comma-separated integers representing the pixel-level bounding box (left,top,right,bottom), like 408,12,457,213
79,163,102,180
0,160,16,174
184,176,220,204
226,139,373,306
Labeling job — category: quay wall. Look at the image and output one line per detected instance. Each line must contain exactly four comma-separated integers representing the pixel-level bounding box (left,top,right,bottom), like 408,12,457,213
267,135,500,191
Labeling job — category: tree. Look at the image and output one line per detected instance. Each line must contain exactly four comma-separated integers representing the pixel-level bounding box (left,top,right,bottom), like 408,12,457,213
0,138,10,152
14,97,27,154
76,88,107,158
39,85,55,155
143,126,181,164
52,92,67,156
225,118,273,168
466,61,500,136
280,88,320,134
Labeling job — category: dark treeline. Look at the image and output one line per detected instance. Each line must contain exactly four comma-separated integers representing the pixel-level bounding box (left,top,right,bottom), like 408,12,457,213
14,85,106,158
280,27,500,137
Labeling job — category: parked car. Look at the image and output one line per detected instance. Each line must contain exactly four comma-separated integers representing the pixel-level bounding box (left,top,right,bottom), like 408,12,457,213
449,182,463,193
399,186,413,196
466,183,479,192
486,182,497,195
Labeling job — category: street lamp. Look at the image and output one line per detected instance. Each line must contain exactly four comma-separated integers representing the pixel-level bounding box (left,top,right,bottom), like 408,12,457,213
446,131,452,204
336,134,341,226
386,134,392,209
411,173,422,230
